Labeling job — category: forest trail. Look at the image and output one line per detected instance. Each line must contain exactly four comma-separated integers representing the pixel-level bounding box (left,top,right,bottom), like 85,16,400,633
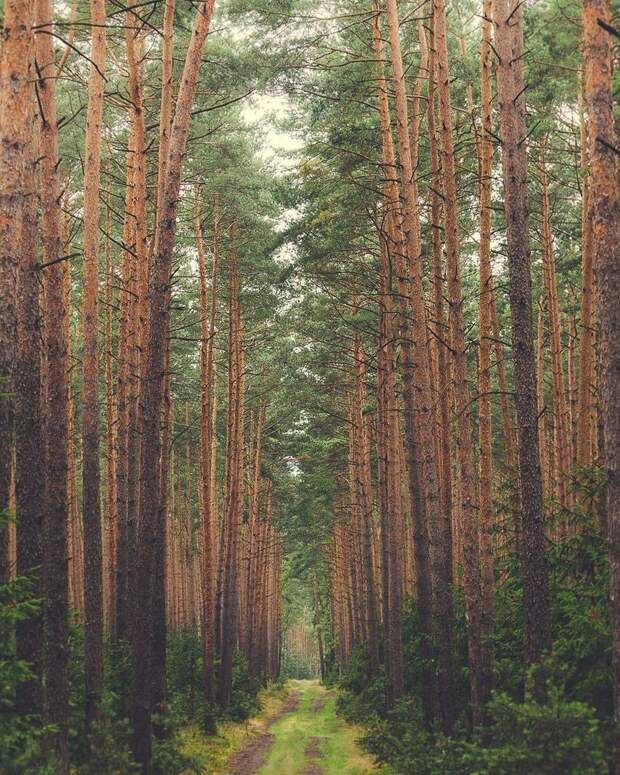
226,680,378,775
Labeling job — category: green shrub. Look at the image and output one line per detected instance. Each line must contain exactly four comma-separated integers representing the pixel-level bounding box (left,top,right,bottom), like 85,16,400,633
469,687,607,774
359,687,606,774
166,632,203,722
0,560,51,774
336,644,388,724
228,650,261,721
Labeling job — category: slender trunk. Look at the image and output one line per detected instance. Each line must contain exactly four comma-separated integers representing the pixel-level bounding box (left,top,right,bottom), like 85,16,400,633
218,241,245,706
352,336,380,671
114,119,137,643
132,2,216,766
540,144,572,510
104,200,116,633
151,0,176,250
494,0,551,679
583,0,620,751
427,24,454,598
478,0,495,688
15,91,44,716
196,193,219,704
81,0,106,730
382,0,454,728
433,0,489,722
0,0,34,583
376,231,404,704
576,84,596,470
312,574,326,681
35,0,70,763
537,301,551,507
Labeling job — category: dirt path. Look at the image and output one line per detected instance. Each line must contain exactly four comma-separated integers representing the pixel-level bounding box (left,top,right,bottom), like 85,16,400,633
224,680,377,775
226,692,300,775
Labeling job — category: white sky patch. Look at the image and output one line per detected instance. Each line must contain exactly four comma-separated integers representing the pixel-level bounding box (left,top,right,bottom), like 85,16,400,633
242,93,304,173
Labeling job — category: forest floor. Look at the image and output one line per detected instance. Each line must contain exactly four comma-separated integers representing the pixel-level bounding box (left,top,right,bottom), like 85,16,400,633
180,680,379,774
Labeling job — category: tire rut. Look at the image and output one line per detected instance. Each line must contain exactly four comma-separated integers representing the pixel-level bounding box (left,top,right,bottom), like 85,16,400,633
225,691,300,774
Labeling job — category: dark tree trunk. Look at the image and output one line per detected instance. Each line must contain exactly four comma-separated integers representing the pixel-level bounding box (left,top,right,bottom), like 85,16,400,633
35,0,70,765
494,0,551,681
81,0,106,733
131,1,216,769
15,87,44,717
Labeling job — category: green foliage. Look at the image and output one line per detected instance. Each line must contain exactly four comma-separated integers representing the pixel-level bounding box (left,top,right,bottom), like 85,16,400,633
360,687,605,775
152,719,203,775
166,633,203,723
337,490,613,772
280,648,317,680
336,645,388,725
71,710,139,775
0,532,51,773
229,651,261,721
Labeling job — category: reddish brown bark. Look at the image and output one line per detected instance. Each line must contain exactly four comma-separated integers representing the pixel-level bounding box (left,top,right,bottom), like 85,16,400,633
14,87,44,716
427,23,454,599
196,192,219,705
132,1,216,766
114,118,137,642
35,0,70,763
540,144,572,511
218,234,245,707
104,201,116,632
0,0,34,583
381,0,454,727
352,335,380,671
478,0,495,687
576,86,596,470
433,0,489,722
583,0,620,748
81,0,106,730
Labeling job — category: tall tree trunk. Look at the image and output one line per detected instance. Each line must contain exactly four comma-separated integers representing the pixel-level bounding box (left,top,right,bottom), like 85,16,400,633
132,1,216,768
148,3,176,735
114,119,137,643
427,20,454,599
81,0,106,732
382,0,454,729
0,0,34,583
478,0,495,689
576,84,596,470
583,0,620,751
376,231,404,705
540,144,572,511
15,87,44,717
494,0,551,681
35,0,70,764
218,236,245,707
104,201,116,633
352,335,380,672
196,193,219,705
433,0,490,723
537,301,551,506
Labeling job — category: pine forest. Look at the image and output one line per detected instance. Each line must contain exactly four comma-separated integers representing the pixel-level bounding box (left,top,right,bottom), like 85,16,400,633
0,0,619,772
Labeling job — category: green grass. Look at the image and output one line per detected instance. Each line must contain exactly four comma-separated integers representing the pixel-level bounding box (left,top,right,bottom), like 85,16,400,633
179,680,379,774
258,679,378,775
179,682,289,774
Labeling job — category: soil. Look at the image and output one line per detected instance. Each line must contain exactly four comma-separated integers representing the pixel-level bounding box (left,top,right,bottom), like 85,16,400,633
310,698,326,713
226,732,275,775
300,735,326,775
224,691,300,774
